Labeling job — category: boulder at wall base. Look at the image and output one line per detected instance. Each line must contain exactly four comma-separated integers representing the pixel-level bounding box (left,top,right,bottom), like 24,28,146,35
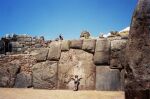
70,40,83,49
61,40,70,51
58,49,96,90
30,48,49,62
94,51,110,65
14,72,32,88
96,66,121,91
82,39,96,53
32,61,58,89
0,63,20,87
47,41,61,61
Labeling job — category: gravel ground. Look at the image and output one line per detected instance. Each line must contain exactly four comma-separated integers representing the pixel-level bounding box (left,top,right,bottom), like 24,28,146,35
0,88,125,99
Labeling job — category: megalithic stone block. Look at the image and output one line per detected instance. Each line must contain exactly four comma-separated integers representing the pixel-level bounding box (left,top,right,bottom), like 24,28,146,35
94,51,110,65
32,61,58,89
61,40,70,51
96,66,121,91
82,39,96,53
94,38,110,65
58,49,96,90
14,72,32,88
70,40,83,49
95,38,110,52
48,41,61,61
30,48,49,62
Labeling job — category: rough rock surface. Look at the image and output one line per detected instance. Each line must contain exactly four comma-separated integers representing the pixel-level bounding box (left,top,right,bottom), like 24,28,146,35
30,48,49,62
82,39,96,53
48,41,61,61
70,40,83,49
58,49,95,90
14,72,32,88
95,38,110,52
125,0,150,90
110,40,127,69
125,0,150,98
96,66,121,91
0,58,20,87
61,40,70,51
94,38,110,65
32,61,58,89
111,40,127,51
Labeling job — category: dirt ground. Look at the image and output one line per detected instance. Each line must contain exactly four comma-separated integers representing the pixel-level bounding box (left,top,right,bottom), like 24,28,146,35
0,88,125,99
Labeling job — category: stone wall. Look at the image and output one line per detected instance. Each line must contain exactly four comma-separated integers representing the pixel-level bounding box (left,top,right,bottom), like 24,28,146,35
0,37,127,91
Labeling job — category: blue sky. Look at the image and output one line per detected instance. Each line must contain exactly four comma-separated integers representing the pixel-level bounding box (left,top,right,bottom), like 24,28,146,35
0,0,138,40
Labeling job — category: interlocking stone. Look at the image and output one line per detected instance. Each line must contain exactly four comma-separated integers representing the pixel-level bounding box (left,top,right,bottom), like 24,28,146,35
70,40,83,49
96,66,121,91
82,39,96,53
48,41,61,61
61,40,70,51
58,49,96,90
32,61,58,89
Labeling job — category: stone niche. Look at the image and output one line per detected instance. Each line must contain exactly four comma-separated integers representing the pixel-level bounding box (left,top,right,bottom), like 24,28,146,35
58,49,96,90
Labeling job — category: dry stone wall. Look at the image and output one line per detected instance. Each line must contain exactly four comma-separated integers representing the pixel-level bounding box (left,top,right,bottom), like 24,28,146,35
0,37,127,91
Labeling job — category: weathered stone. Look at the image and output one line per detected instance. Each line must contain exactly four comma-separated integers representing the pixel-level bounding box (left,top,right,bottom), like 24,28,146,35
94,51,110,65
61,40,70,51
125,90,150,99
0,40,5,54
82,39,96,53
11,42,23,48
48,41,61,61
32,61,58,89
58,49,95,90
120,69,125,91
110,58,122,69
110,39,127,69
95,38,110,52
96,66,121,91
17,36,32,42
14,72,32,88
0,63,20,87
107,36,122,41
30,48,49,62
34,44,42,48
125,0,150,91
111,40,127,51
70,40,83,49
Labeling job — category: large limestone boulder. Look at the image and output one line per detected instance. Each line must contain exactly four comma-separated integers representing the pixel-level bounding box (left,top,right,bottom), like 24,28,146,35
82,39,96,53
95,38,110,52
96,66,121,91
58,49,96,90
94,38,110,65
70,40,83,49
110,40,127,69
125,0,150,91
125,0,150,98
32,61,58,89
111,40,127,51
61,40,70,51
47,41,61,61
30,48,49,62
0,63,20,87
14,72,32,88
